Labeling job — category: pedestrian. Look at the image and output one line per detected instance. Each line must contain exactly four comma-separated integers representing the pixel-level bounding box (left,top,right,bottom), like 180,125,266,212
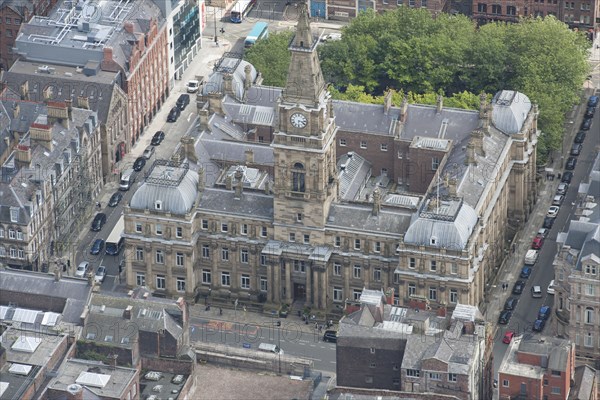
219,307,223,316
558,173,561,180
96,201,101,209
315,322,318,330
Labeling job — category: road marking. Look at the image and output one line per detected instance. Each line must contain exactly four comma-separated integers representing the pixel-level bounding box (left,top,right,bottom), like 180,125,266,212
187,113,193,122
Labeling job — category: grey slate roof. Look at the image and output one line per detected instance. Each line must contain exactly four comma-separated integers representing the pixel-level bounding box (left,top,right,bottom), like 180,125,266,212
338,151,371,201
570,365,597,400
202,138,274,166
202,56,257,101
326,203,412,236
198,188,274,219
491,90,532,135
401,333,476,375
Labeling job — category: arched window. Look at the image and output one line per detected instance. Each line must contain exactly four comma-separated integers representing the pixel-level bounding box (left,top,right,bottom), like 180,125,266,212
585,307,594,324
292,162,305,193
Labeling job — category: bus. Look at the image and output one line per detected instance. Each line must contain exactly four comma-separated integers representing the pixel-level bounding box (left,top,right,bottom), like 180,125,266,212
244,22,269,48
230,0,255,23
105,216,125,256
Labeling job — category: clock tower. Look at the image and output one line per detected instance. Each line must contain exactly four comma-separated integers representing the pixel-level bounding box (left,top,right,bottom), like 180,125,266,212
271,0,338,236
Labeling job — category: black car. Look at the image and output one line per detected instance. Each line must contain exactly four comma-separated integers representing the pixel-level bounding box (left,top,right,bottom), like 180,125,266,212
581,117,592,131
151,131,165,146
565,156,577,170
91,213,107,231
176,94,190,111
167,106,180,122
512,280,526,295
504,297,519,311
90,238,105,255
323,330,337,343
543,216,555,229
561,171,573,183
584,106,595,118
574,131,586,144
498,310,512,325
108,192,123,207
570,143,582,156
133,156,146,171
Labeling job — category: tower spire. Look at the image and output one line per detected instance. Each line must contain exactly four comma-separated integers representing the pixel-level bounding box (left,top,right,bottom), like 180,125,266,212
292,0,313,49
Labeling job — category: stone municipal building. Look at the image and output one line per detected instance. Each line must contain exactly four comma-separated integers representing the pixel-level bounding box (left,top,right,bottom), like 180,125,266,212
123,1,539,314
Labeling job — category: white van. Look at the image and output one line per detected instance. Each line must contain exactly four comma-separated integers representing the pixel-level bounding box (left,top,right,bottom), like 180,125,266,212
119,168,137,191
258,343,283,355
524,249,539,265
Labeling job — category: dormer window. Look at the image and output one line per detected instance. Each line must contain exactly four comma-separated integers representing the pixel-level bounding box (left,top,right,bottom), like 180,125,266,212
431,236,437,245
155,200,162,210
10,208,19,223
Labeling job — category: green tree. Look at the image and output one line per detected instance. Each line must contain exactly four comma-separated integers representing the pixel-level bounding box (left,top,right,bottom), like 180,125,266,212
244,31,294,87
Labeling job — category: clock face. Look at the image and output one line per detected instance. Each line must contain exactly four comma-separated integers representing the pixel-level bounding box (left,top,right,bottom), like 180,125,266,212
290,113,308,128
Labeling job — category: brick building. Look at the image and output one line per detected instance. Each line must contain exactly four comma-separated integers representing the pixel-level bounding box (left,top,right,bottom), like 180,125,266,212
123,2,539,318
307,0,449,21
0,0,57,71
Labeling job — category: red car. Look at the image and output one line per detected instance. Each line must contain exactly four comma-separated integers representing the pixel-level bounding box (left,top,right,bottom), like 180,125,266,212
532,236,544,250
503,331,515,344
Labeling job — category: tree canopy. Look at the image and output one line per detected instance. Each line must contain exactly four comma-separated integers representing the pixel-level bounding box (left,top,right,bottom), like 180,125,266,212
244,30,294,87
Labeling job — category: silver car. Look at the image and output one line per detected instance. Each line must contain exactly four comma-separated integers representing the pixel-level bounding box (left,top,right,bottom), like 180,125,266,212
143,145,155,159
75,261,89,278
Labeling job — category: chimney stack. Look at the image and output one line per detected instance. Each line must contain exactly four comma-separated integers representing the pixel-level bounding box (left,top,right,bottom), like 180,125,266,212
436,94,443,114
12,103,20,119
77,96,90,110
197,167,205,193
471,129,485,157
245,149,254,164
448,178,457,196
264,180,270,195
20,81,29,101
199,108,210,131
383,90,393,116
43,86,53,102
123,305,133,320
464,141,476,165
124,21,134,34
223,73,234,97
66,99,73,120
180,136,197,163
372,188,381,216
234,167,244,199
244,64,252,91
225,174,233,190
400,97,408,122
327,97,334,119
479,92,487,119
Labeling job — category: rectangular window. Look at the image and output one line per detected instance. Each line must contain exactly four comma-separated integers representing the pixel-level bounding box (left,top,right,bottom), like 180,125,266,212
334,236,341,247
451,263,458,274
261,226,268,237
393,272,400,284
260,277,268,291
156,275,166,289
353,289,362,301
551,370,561,377
18,249,24,259
477,3,487,12
289,232,296,242
221,223,228,232
492,4,501,13
176,252,184,267
353,265,361,279
9,230,15,239
202,245,210,259
450,289,458,303
409,0,415,6
221,272,230,286
10,208,18,223
340,138,347,146
260,254,267,266
429,286,437,301
408,283,416,296
584,333,593,347
241,274,250,289
176,278,186,292
380,143,388,151
155,224,163,235
296,213,302,222
360,141,367,149
374,241,381,253
429,373,441,381
221,248,229,261
294,260,306,273
409,257,416,269
406,369,420,377
136,223,142,233
333,287,343,301
176,227,183,238
585,284,595,296
430,260,437,271
354,239,361,250
373,268,381,282
334,262,341,276
303,234,310,244
240,248,249,263
136,247,144,261
585,265,597,275
155,250,164,264
136,273,145,286
448,373,457,382
503,380,509,387
551,387,561,395
432,157,440,170
202,219,208,230
202,269,211,284
241,223,248,235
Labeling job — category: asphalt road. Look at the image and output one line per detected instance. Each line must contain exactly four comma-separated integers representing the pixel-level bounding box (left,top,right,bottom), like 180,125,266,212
491,96,600,376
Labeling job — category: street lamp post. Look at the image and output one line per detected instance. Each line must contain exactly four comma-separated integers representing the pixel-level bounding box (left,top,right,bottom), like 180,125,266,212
208,1,218,45
277,320,282,374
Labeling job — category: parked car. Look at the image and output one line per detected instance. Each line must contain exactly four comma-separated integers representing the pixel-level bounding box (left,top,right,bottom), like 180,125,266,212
503,331,515,344
91,213,107,231
143,145,155,159
90,238,105,255
498,310,512,324
574,131,586,144
75,261,90,278
186,79,200,93
133,156,146,172
565,157,577,170
323,330,337,343
531,285,543,298
167,106,180,122
504,297,519,311
531,236,544,250
547,280,555,295
588,95,599,108
512,280,526,295
537,228,549,238
570,143,582,156
533,319,546,332
547,206,560,218
538,305,551,320
95,266,107,283
556,183,568,195
151,131,165,146
176,94,190,110
584,106,595,119
552,195,564,206
581,117,592,131
561,171,573,183
520,266,532,279
543,217,555,229
108,192,123,207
